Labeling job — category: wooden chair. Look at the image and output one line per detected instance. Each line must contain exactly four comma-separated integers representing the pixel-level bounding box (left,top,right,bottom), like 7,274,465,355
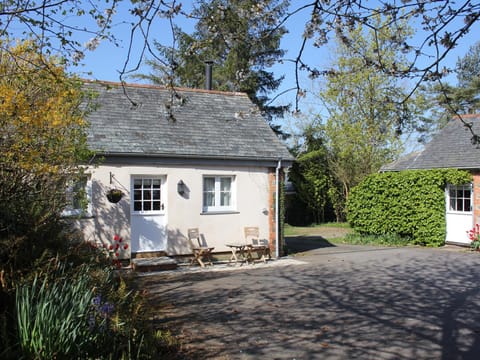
188,228,214,267
244,227,271,263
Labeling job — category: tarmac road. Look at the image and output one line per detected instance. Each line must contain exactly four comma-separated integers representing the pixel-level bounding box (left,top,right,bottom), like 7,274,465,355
142,240,480,359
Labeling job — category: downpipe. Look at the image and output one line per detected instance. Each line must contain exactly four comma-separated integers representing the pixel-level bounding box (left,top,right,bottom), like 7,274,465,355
275,159,282,258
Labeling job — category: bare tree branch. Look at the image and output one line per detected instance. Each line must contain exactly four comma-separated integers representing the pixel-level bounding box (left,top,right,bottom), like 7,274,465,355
284,0,480,112
1,0,479,124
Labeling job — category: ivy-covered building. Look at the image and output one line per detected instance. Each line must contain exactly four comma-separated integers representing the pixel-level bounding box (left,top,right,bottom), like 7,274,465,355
382,114,480,245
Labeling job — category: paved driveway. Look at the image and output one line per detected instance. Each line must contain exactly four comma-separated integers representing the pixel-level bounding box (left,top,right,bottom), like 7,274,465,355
141,242,480,359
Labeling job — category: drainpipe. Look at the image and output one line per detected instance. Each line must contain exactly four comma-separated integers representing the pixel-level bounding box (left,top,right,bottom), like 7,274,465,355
275,159,282,258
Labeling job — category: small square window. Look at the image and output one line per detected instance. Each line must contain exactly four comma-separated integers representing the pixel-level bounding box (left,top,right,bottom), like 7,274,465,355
448,184,472,213
63,175,92,217
203,176,235,212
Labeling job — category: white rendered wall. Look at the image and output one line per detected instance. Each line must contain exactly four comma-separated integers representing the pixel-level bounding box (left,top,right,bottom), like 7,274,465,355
74,163,272,257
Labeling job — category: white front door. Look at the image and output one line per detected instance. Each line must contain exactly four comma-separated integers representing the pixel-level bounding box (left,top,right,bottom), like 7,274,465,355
445,184,473,245
130,176,167,253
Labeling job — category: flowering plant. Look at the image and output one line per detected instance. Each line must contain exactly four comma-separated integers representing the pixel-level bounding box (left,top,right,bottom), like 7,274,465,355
84,235,129,268
105,234,129,268
467,224,480,251
89,295,115,333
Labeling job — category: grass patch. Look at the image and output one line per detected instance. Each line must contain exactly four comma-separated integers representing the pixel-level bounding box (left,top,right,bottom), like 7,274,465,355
317,222,351,228
284,223,350,237
285,224,412,247
341,233,413,247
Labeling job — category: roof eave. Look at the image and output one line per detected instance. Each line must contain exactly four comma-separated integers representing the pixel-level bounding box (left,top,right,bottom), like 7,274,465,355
382,165,480,172
92,151,294,167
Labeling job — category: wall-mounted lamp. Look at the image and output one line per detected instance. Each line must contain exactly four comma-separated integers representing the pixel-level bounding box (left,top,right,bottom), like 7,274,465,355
177,180,186,195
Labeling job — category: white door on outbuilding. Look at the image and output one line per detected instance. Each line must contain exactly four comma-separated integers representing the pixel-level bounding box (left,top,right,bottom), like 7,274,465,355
130,176,167,253
445,184,473,245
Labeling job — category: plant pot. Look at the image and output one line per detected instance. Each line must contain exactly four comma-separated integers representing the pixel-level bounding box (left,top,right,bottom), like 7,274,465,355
106,189,124,203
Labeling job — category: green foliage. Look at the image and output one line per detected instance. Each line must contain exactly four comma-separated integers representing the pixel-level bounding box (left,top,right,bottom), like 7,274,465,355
15,262,96,358
0,40,179,360
457,41,480,89
347,169,472,247
287,125,337,224
423,41,480,139
11,250,178,359
327,184,346,223
285,192,315,226
425,79,480,128
343,233,412,247
284,223,351,237
289,149,331,224
0,40,94,277
315,15,426,221
471,239,480,251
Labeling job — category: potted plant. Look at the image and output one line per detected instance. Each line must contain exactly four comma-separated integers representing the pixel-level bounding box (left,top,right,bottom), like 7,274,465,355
106,189,124,203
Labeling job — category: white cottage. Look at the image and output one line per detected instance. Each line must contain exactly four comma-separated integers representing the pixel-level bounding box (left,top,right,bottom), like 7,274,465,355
72,80,294,259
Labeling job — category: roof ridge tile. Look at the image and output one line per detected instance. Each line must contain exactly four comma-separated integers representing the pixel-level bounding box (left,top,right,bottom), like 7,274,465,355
82,79,247,97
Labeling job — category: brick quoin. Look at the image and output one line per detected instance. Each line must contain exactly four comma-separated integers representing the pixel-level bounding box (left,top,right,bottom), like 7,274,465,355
268,167,285,257
473,171,480,226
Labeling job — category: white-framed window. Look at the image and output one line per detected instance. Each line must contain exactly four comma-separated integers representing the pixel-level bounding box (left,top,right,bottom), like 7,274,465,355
202,175,235,212
447,184,472,213
132,177,164,213
63,175,92,217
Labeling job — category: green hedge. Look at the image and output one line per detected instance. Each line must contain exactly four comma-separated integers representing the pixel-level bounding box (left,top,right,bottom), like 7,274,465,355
347,169,472,247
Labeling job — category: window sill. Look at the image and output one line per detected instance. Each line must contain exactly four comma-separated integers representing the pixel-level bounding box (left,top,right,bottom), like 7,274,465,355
131,211,166,216
201,210,240,215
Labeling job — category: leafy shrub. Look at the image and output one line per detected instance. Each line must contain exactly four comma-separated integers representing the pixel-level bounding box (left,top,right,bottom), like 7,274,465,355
347,169,471,247
0,42,178,359
11,251,179,359
16,262,96,358
0,40,96,283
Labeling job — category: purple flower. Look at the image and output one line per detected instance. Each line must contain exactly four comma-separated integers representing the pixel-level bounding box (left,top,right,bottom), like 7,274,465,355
88,314,96,331
100,302,114,316
92,295,102,306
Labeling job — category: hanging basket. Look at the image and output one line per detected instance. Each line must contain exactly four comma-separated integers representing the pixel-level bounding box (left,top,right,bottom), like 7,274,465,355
106,189,124,203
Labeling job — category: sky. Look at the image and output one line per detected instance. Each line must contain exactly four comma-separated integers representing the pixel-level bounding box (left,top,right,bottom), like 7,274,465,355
71,1,479,135
74,2,326,108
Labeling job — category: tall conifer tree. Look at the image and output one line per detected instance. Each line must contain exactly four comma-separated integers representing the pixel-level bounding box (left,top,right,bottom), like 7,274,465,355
140,0,289,134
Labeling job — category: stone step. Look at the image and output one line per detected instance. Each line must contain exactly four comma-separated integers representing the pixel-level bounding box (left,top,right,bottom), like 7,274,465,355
131,256,178,272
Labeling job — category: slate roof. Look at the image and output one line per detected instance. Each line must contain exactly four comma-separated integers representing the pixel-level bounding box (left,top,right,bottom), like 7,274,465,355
84,81,294,164
382,114,480,171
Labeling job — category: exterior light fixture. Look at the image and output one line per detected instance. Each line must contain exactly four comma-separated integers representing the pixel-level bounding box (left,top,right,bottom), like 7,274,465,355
177,180,186,195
